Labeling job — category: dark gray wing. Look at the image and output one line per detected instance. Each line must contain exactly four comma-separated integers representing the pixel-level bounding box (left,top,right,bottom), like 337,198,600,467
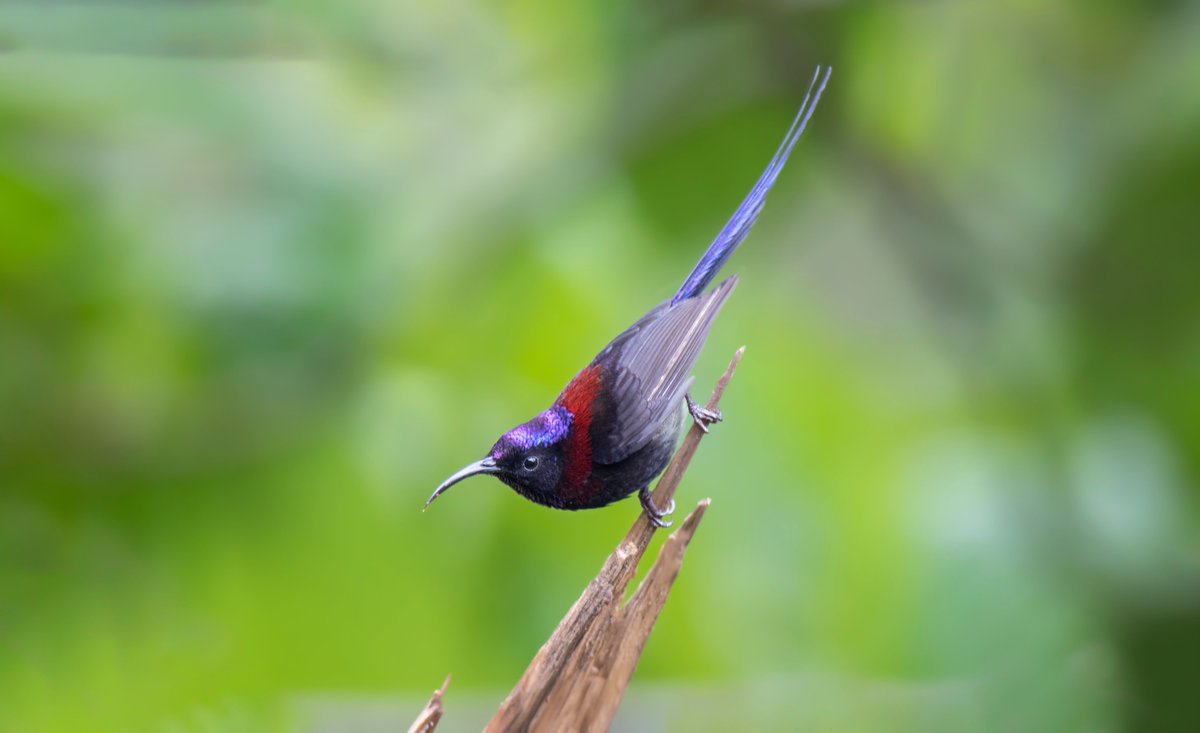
590,276,738,465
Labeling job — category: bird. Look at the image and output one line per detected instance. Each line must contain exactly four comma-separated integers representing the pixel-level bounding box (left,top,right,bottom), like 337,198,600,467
426,66,831,527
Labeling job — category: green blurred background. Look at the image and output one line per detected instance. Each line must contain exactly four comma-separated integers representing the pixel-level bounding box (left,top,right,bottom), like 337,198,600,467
2,1,1198,731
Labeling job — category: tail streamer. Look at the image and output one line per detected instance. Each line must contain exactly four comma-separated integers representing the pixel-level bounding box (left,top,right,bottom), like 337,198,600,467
673,65,832,304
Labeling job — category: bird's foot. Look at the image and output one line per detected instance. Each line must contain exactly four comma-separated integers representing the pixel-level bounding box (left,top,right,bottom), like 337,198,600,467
639,486,674,528
686,393,723,433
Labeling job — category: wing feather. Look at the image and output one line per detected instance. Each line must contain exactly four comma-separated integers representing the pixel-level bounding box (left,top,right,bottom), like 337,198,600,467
587,276,738,464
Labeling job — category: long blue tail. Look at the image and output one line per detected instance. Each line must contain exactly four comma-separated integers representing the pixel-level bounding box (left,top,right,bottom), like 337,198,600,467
672,65,831,304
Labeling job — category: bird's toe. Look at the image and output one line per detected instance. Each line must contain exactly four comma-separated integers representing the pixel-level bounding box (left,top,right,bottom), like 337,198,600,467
685,394,723,431
639,487,675,528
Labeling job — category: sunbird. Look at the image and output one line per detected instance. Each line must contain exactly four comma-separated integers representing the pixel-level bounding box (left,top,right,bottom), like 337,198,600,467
427,66,831,526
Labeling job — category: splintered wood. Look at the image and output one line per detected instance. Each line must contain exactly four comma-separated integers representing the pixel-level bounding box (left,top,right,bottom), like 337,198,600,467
406,675,451,733
414,348,744,733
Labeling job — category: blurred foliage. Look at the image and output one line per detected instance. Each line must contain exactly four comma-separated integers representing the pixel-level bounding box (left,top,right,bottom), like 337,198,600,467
1,1,1199,731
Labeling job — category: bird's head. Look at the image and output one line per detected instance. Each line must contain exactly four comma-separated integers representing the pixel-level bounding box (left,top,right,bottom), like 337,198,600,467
425,406,571,510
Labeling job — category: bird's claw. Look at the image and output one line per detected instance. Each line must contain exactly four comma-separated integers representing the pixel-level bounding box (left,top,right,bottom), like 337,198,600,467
639,487,674,528
647,512,673,529
686,393,723,433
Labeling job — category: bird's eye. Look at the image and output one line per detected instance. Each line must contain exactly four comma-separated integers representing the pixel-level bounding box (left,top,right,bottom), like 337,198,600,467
522,456,539,471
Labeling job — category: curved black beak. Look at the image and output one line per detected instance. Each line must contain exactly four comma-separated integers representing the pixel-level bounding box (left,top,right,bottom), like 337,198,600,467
424,457,498,511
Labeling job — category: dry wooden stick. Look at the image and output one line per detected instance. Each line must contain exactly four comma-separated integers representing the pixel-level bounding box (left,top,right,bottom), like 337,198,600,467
406,675,451,733
529,499,710,732
484,347,745,733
